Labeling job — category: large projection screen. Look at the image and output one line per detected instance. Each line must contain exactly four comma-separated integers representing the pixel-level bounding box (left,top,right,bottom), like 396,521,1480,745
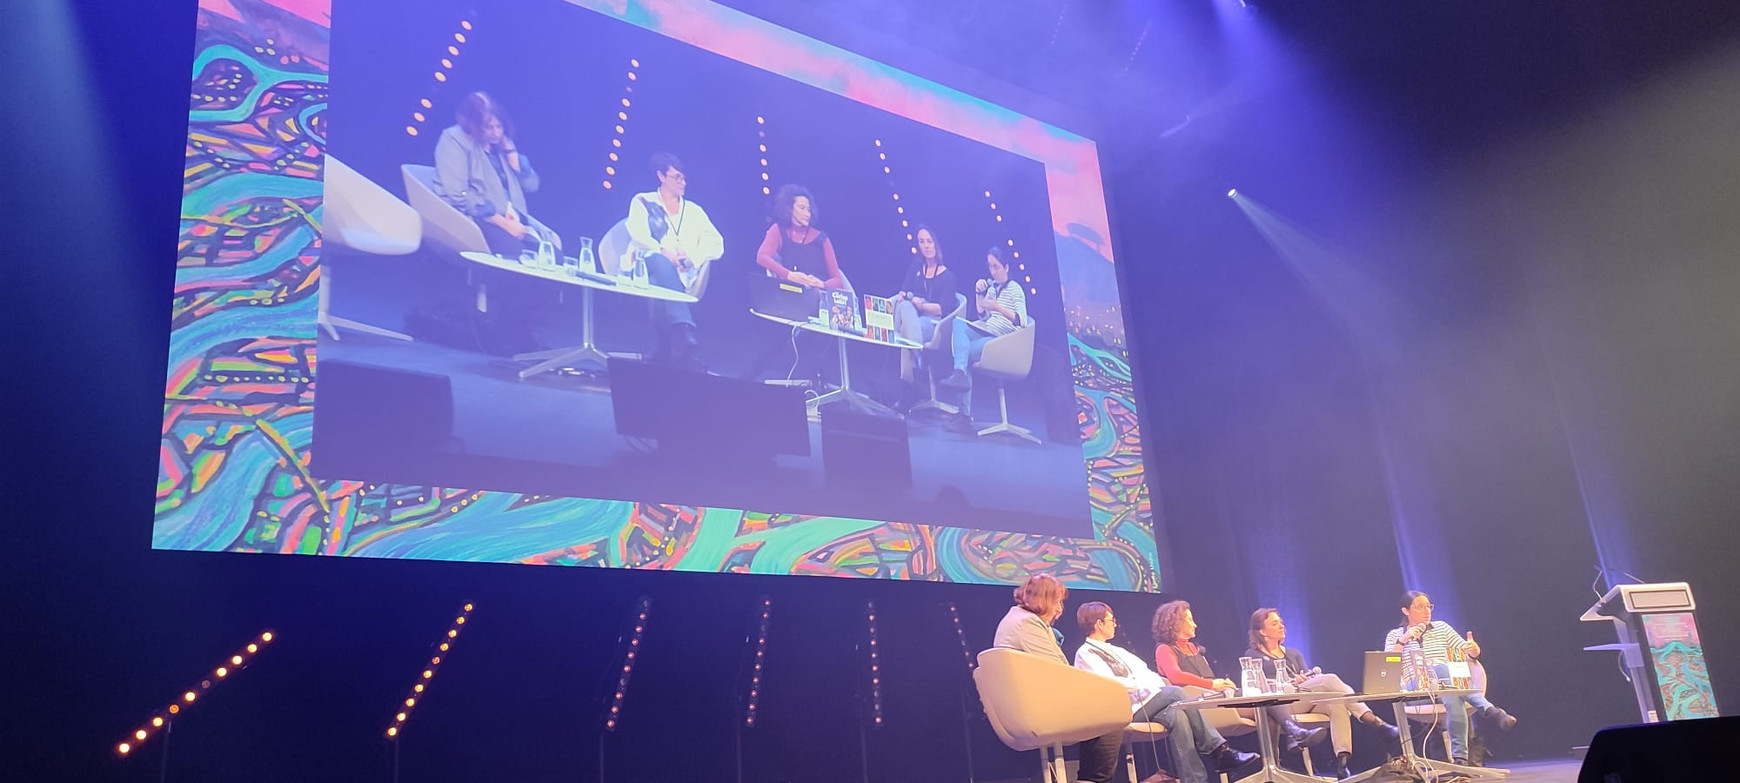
156,0,1160,591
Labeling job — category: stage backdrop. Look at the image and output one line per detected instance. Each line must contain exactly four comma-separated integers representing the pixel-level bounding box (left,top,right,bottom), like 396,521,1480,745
155,0,1161,590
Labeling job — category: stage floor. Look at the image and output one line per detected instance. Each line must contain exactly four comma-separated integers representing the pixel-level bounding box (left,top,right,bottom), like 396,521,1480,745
1501,758,1582,782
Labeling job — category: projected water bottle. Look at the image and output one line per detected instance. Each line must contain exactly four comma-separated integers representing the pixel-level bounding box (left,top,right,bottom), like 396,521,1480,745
1272,658,1290,694
577,236,596,274
632,253,649,286
1239,657,1264,697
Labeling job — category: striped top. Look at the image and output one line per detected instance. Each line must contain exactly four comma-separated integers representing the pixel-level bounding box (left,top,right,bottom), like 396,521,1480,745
974,280,1028,335
1383,620,1470,685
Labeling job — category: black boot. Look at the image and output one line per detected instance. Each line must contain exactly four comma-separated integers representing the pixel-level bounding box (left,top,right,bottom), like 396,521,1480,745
1210,743,1261,774
668,322,703,372
1282,720,1328,753
1479,704,1517,730
1335,751,1352,779
1361,710,1402,743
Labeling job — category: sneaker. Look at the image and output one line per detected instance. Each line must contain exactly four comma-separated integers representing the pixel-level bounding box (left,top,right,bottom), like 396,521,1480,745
937,369,970,390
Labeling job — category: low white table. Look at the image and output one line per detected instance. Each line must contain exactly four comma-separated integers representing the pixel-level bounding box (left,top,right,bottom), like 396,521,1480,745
460,251,696,378
1314,690,1508,782
749,309,919,418
1176,691,1338,783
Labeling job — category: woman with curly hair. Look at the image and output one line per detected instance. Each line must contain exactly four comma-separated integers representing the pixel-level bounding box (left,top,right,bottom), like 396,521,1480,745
1152,600,1327,755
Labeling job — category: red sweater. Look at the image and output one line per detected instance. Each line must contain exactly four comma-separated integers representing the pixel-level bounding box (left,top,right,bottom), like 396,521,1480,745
1153,641,1219,689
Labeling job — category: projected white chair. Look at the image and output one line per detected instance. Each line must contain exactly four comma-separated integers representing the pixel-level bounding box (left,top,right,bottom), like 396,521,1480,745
598,217,714,299
1403,659,1487,761
974,648,1131,783
901,293,968,415
318,156,418,341
969,317,1041,444
402,163,494,311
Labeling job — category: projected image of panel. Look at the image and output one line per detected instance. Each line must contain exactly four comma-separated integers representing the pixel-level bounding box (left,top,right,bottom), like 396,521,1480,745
156,0,1157,589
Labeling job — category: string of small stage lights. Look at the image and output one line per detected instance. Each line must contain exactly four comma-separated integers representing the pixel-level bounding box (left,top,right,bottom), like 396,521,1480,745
984,189,1037,297
405,18,475,137
115,630,276,758
601,58,639,191
866,600,884,727
873,138,917,256
744,596,773,728
603,596,651,732
754,113,774,195
385,602,473,739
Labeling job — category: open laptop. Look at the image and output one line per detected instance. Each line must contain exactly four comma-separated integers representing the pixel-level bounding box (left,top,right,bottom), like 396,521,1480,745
1362,650,1407,694
751,274,823,322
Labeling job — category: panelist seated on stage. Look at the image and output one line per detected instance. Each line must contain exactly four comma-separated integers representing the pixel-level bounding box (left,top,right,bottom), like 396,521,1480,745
1151,600,1328,755
890,225,959,357
433,91,561,352
991,575,1126,783
624,152,723,369
1246,608,1399,779
1384,591,1517,768
755,184,846,290
938,246,1026,389
1073,602,1260,783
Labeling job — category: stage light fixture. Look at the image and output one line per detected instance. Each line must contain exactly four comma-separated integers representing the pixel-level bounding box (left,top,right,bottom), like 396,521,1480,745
1227,188,1238,198
865,601,883,727
116,630,276,758
440,58,452,69
460,20,472,30
433,72,446,82
454,32,466,43
763,187,771,194
420,98,432,108
386,602,472,740
447,46,458,56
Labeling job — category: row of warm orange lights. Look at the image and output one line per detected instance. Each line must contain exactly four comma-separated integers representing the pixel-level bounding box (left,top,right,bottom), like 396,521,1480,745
600,59,641,190
406,20,474,137
866,600,883,726
604,596,652,732
984,190,1039,297
743,597,772,728
116,631,275,757
386,602,474,739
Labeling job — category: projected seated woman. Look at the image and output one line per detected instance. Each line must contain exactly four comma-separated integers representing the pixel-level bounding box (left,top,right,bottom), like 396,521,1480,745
937,247,1027,427
1152,600,1328,756
432,91,560,351
755,184,845,290
1246,608,1399,778
890,225,959,403
1384,591,1516,767
433,91,558,256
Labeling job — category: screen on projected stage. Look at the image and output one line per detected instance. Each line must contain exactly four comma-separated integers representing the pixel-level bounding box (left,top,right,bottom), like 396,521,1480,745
157,0,1160,590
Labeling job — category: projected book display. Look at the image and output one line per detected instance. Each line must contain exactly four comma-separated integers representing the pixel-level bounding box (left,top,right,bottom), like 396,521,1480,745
157,0,1159,590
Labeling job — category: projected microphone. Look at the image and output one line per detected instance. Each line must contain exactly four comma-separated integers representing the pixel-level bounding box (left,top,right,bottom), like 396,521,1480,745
1406,623,1428,643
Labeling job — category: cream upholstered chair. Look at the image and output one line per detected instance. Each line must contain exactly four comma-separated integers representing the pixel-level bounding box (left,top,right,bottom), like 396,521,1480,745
903,293,969,415
1177,686,1258,783
1123,721,1172,783
318,156,419,341
975,648,1131,783
1403,659,1487,760
400,163,488,256
969,317,1040,443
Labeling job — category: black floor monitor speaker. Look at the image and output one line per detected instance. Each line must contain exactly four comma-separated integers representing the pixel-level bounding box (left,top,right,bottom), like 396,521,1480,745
609,358,809,461
1579,716,1737,782
820,404,911,490
312,359,455,469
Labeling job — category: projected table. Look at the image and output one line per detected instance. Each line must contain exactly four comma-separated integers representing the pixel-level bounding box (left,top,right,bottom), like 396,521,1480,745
460,251,697,379
1313,690,1508,782
749,309,919,418
1176,691,1340,783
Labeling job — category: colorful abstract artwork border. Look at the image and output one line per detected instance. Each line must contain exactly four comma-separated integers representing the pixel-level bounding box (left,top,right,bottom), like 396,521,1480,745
155,0,1160,591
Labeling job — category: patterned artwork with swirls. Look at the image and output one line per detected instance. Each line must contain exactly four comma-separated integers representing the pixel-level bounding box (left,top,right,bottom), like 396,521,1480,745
156,0,1161,591
1643,613,1719,720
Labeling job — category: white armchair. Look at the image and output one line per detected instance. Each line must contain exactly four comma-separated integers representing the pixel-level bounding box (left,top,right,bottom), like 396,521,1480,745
974,648,1132,783
903,293,969,415
599,217,712,299
318,156,418,341
401,163,488,256
969,317,1040,444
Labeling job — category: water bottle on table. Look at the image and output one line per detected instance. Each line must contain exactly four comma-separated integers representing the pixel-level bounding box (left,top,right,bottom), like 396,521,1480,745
1239,657,1264,697
577,236,596,274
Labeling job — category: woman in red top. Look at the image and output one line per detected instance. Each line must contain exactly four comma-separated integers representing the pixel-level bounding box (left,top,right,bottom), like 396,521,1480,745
755,185,845,290
1152,600,1327,756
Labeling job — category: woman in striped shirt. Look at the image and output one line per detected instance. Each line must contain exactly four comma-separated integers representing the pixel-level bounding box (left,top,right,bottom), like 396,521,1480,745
938,246,1027,391
1384,591,1517,766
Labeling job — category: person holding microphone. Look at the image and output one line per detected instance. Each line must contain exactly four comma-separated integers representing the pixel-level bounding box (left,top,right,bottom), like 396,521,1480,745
1384,591,1517,768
